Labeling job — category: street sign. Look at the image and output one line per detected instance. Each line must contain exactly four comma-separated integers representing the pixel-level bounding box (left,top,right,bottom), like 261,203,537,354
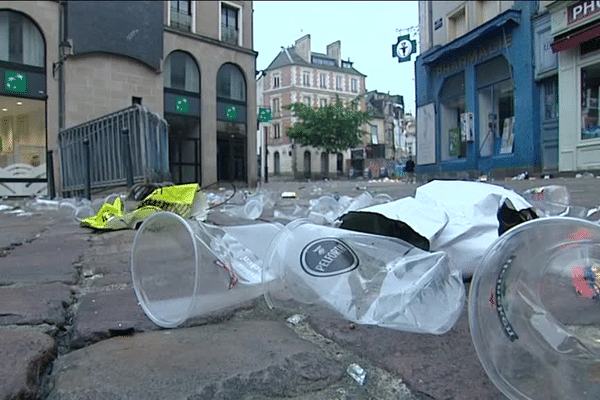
392,34,417,63
226,105,238,121
5,70,26,94
175,97,189,113
258,107,272,122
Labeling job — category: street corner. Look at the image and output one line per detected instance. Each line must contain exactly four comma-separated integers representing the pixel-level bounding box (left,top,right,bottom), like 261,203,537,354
69,288,158,350
47,320,345,400
0,328,57,400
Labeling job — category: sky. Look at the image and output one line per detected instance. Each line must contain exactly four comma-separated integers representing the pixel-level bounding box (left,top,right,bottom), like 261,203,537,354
253,1,420,115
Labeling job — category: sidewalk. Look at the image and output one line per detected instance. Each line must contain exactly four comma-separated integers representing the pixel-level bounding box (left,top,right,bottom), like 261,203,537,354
2,176,598,400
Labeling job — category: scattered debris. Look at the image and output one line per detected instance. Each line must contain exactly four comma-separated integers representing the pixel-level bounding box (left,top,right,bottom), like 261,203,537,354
286,314,306,325
347,363,367,386
281,191,297,198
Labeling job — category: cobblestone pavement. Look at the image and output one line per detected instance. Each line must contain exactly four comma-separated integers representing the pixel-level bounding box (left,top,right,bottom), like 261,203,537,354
1,175,599,399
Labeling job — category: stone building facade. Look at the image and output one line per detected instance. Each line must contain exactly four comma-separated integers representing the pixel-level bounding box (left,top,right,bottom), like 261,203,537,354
0,0,257,196
259,34,367,180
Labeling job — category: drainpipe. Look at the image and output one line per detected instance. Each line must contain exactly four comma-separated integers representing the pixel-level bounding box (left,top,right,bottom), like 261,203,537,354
58,0,67,130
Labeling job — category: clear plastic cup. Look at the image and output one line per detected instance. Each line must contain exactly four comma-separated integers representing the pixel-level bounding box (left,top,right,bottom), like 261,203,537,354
262,219,465,334
469,217,600,400
131,212,283,328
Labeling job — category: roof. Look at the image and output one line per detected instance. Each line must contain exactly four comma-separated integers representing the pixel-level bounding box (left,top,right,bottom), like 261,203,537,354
265,46,366,77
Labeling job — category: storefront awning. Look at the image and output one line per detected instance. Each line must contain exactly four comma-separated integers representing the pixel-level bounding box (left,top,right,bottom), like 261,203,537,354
550,22,600,53
421,10,521,65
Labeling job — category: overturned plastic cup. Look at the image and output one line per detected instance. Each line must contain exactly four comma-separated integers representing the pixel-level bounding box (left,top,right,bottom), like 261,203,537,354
469,217,600,400
262,219,465,334
131,211,283,328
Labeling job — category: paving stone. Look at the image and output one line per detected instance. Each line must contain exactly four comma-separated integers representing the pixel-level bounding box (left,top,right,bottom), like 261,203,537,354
0,234,88,285
48,320,343,400
0,329,56,400
0,283,73,326
70,289,158,349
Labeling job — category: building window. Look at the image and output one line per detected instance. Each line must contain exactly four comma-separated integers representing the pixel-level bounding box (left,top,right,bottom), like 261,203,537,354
370,124,378,144
303,96,311,105
303,72,310,86
448,6,466,41
217,63,246,101
320,73,327,89
273,123,281,139
351,78,358,93
221,2,239,45
475,1,499,25
440,71,466,160
273,74,280,88
581,65,600,140
476,56,514,155
164,51,200,92
336,76,342,91
170,1,192,32
0,11,44,67
319,98,327,107
272,97,280,115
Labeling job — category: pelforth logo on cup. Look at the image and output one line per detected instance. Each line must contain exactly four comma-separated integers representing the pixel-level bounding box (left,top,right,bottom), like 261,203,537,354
300,238,359,277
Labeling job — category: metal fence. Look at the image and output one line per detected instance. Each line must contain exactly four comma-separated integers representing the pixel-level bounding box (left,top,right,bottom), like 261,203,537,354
59,105,169,196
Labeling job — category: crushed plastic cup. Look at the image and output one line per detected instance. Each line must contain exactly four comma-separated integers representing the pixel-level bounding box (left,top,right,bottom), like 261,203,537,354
347,363,367,386
521,185,570,217
73,205,94,222
131,212,283,328
25,198,60,211
262,219,465,334
308,196,343,225
371,193,393,206
469,217,600,400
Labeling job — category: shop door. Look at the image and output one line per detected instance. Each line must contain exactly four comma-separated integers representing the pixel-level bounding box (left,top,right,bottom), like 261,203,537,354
541,76,558,172
166,114,201,184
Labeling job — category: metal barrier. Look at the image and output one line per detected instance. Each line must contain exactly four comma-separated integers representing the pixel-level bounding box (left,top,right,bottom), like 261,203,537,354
59,105,169,196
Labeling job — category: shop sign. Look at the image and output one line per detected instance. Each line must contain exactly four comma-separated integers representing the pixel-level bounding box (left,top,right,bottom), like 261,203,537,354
434,34,512,78
4,71,26,94
225,105,238,121
175,97,189,114
568,1,600,25
392,34,417,63
258,107,272,122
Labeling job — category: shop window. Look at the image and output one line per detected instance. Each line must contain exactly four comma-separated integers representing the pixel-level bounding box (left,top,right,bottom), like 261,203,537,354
477,56,514,155
0,11,44,67
164,51,199,93
439,71,466,160
581,64,600,140
0,96,45,168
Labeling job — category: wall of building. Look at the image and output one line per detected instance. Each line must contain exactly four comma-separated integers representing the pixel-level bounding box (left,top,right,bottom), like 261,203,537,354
64,54,163,128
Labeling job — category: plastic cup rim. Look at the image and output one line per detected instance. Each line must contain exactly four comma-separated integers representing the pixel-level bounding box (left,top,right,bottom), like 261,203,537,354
131,211,199,328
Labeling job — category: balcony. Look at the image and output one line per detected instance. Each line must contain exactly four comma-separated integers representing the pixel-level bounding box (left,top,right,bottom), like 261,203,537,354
221,25,239,46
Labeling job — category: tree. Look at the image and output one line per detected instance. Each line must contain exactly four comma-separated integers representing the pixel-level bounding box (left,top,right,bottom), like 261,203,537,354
284,95,372,154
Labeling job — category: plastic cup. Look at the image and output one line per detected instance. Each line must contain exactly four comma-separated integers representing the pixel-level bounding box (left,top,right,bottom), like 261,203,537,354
262,219,465,334
469,217,600,400
131,211,283,328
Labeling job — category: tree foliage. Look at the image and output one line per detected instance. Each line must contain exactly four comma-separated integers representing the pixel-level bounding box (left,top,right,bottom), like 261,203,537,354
284,95,371,154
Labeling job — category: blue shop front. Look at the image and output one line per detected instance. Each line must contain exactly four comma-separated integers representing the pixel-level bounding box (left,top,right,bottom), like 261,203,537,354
415,4,540,179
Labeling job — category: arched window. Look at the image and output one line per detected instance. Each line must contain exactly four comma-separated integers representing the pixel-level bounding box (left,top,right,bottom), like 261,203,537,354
164,51,199,93
0,11,44,67
217,63,246,102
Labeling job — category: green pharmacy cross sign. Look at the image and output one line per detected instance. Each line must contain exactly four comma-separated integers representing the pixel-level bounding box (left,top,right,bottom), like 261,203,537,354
175,97,189,113
392,34,417,63
5,70,26,94
258,107,272,122
226,105,238,121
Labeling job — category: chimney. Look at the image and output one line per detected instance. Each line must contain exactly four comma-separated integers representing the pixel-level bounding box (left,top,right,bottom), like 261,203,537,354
326,40,341,67
294,34,311,62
